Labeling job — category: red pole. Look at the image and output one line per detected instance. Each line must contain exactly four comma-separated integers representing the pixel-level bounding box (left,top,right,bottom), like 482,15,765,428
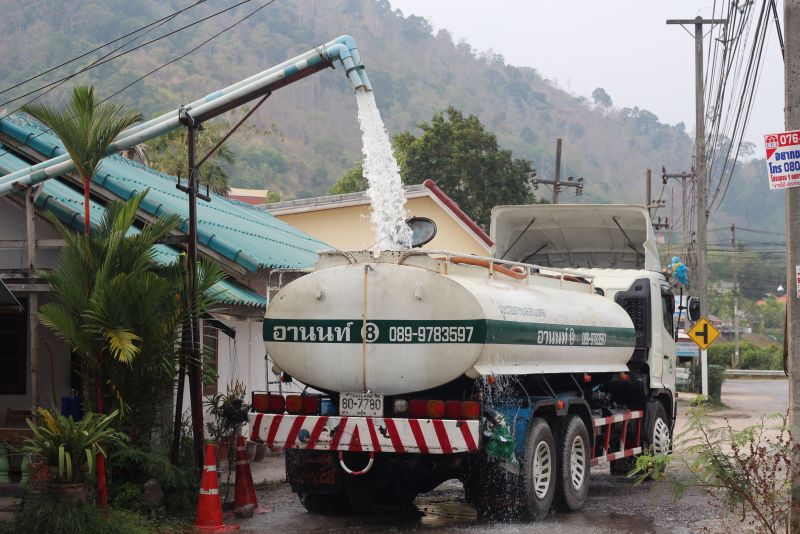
84,173,108,511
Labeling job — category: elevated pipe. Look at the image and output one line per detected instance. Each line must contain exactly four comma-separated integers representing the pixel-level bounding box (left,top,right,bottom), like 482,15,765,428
0,35,371,196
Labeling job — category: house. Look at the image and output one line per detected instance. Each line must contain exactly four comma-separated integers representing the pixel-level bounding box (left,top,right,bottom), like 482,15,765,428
0,112,328,419
228,187,269,206
265,179,493,256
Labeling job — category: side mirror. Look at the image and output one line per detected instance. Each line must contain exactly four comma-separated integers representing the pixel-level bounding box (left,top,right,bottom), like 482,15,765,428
687,296,701,322
407,217,437,248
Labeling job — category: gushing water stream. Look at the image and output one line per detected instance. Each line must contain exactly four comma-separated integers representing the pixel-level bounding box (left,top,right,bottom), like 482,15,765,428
356,89,412,250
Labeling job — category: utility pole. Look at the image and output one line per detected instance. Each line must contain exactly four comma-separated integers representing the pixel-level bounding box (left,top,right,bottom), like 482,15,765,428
731,222,739,367
646,168,652,216
784,0,800,528
682,175,689,258
530,138,584,203
668,16,726,399
553,138,561,204
667,16,726,323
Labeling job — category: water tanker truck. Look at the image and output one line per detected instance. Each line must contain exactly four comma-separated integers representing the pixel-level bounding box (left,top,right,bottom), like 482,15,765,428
250,203,695,518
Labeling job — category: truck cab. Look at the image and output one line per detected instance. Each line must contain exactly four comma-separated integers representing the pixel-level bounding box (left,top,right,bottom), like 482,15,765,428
491,204,677,415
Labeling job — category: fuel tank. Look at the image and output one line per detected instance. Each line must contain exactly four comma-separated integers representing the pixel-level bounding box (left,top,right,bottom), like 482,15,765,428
264,251,636,395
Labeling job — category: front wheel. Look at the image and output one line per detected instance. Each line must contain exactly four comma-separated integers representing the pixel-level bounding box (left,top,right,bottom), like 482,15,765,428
553,415,590,511
610,402,671,477
522,417,556,520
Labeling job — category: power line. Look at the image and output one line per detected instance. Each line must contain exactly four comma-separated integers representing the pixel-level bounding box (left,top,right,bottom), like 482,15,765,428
0,0,278,163
0,0,207,98
0,0,256,110
708,0,772,211
1,2,194,130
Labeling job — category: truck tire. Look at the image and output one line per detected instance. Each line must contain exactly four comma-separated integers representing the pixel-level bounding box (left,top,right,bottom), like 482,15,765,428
298,492,351,514
522,417,556,520
552,415,590,511
610,402,671,477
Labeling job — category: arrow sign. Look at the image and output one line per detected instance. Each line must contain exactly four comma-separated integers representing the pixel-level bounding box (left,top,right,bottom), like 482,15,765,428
687,317,720,350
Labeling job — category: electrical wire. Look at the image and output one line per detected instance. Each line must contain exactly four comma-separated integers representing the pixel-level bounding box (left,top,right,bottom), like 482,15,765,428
0,1,195,124
0,0,256,110
0,0,278,165
0,0,207,97
707,0,772,212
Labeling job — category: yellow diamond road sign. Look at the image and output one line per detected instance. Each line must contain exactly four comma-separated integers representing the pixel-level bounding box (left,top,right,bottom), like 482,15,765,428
687,316,720,350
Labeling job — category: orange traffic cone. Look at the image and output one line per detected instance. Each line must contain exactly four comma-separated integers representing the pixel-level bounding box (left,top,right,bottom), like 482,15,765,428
195,443,240,533
234,435,269,516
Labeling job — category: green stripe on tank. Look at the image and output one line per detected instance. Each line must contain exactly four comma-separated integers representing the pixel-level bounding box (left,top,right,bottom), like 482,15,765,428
263,319,635,348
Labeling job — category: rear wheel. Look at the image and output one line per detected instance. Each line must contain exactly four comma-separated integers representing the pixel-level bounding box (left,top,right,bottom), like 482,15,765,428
521,418,556,520
553,415,590,511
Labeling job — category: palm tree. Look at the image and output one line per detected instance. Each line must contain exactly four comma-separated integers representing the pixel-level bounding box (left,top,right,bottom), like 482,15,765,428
23,86,142,509
22,85,143,236
39,190,224,467
39,190,182,373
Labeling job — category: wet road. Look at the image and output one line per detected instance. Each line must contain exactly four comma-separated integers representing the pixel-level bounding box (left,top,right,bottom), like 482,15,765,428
238,379,788,533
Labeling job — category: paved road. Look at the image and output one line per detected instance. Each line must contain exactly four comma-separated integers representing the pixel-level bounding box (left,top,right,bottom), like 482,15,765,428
237,379,788,533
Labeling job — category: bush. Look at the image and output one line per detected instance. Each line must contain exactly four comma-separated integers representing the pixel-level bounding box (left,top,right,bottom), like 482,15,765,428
15,494,135,534
108,439,198,518
635,407,797,534
13,493,191,534
707,341,783,370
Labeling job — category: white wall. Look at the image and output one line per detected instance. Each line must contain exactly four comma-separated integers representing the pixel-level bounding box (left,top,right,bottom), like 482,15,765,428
0,197,62,270
216,317,266,398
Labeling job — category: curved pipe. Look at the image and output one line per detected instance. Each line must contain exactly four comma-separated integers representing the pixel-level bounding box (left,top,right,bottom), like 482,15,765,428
449,256,529,280
0,35,371,196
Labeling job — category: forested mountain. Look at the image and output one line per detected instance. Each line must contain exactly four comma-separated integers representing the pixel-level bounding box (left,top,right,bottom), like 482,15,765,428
0,0,780,232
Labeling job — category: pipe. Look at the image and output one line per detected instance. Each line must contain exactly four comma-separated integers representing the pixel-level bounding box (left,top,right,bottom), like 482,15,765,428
0,35,371,196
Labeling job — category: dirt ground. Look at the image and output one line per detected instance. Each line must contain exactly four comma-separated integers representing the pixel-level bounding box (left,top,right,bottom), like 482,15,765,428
233,378,789,533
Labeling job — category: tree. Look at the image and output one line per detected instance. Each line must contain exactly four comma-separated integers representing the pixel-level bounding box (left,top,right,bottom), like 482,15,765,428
329,164,368,194
265,190,283,203
393,107,535,228
23,85,142,510
145,119,236,196
592,87,613,110
22,85,143,237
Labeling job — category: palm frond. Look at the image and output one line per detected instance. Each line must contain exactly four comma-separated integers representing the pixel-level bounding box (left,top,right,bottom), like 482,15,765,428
103,329,142,365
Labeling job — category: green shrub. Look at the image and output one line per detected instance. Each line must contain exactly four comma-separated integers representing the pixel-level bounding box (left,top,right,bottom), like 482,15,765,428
13,494,191,534
707,341,783,370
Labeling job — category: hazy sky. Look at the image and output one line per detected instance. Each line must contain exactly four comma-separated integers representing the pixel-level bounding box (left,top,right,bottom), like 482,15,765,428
390,1,785,151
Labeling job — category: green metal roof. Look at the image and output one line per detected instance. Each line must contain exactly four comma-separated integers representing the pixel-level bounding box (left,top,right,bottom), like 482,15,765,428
0,145,266,309
0,114,329,271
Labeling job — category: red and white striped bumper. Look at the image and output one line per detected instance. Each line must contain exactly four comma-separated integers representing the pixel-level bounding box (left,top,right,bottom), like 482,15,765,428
249,413,480,455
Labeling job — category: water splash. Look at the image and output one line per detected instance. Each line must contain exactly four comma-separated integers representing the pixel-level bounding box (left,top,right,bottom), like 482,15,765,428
356,89,412,250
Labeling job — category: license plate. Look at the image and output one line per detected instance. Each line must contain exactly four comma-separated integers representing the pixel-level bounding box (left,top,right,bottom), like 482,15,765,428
339,392,384,417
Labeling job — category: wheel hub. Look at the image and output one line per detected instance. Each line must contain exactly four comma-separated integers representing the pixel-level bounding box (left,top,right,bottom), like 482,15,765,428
570,435,586,490
533,441,552,499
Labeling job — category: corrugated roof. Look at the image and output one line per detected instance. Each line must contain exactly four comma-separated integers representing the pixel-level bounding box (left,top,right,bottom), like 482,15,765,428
0,114,329,271
0,145,266,309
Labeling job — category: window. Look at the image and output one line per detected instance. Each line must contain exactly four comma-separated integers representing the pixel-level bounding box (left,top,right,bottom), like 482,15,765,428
0,298,27,394
661,290,674,335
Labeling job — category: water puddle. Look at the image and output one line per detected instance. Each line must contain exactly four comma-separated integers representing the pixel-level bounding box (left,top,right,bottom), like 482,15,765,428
356,89,411,250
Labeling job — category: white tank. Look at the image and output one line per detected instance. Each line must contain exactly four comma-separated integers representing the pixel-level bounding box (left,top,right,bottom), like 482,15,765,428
264,250,636,396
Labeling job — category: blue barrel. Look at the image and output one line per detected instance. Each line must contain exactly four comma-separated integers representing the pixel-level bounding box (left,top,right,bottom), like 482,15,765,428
60,393,83,421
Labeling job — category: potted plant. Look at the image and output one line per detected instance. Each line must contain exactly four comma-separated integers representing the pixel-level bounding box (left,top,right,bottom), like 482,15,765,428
21,408,125,503
205,384,250,466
